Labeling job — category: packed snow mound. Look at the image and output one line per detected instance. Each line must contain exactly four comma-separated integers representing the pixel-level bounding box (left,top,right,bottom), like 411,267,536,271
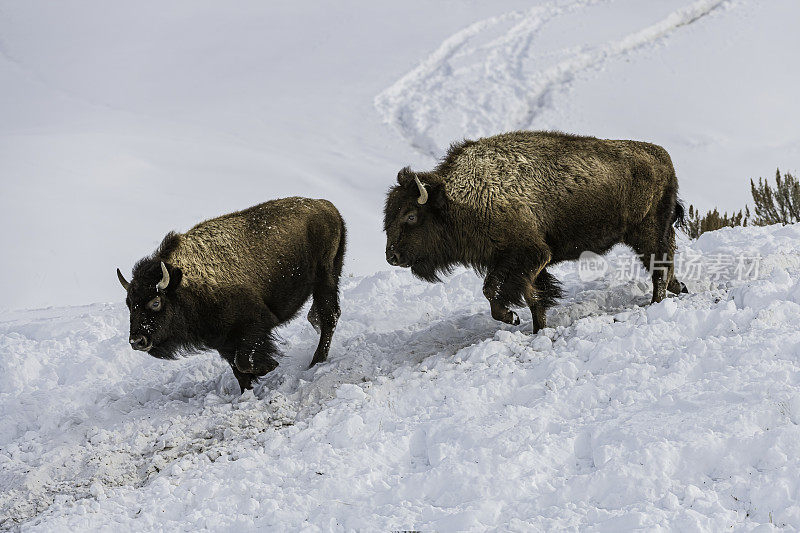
3,223,800,530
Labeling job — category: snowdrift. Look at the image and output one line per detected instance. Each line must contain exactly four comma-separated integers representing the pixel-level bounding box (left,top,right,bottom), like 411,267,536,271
3,223,800,530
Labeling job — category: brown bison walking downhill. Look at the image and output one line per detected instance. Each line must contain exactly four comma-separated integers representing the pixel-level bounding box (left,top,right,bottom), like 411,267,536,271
117,197,346,393
384,130,687,332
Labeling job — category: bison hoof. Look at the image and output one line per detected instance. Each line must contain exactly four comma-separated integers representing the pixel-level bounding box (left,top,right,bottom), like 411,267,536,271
502,311,520,326
668,279,688,295
491,308,520,326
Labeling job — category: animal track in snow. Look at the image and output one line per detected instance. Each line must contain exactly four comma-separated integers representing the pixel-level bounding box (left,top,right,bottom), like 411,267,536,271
375,0,730,158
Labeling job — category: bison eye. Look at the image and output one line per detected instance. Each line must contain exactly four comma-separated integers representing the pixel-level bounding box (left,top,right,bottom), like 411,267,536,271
407,213,417,223
148,297,162,311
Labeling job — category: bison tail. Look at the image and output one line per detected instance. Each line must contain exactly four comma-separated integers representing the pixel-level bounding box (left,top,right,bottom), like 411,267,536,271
335,214,347,276
673,197,686,228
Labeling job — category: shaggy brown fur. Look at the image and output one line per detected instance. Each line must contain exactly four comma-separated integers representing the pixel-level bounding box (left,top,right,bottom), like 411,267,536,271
384,130,686,332
118,197,346,393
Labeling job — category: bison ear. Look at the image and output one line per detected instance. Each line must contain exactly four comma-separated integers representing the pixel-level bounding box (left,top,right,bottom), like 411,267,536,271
423,181,447,211
163,263,183,293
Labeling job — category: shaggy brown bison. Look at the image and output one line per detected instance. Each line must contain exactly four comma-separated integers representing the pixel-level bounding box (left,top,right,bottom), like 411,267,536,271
384,130,687,332
116,197,346,392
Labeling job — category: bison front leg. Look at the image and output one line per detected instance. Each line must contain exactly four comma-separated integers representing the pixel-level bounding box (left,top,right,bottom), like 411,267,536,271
483,247,551,327
523,269,562,334
227,312,281,392
625,214,685,304
484,246,553,330
231,365,256,393
483,282,521,325
219,346,274,394
233,340,279,378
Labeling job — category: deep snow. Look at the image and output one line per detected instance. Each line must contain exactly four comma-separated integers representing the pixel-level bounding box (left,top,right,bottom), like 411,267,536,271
3,224,800,530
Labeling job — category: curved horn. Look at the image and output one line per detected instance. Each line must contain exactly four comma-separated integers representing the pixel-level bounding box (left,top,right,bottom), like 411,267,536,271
155,261,170,291
414,176,428,205
116,268,130,291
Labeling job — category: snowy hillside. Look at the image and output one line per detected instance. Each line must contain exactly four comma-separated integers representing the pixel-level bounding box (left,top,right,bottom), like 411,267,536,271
2,0,800,530
3,223,800,530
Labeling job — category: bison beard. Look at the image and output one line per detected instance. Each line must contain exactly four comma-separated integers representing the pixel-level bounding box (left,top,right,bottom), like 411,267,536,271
384,130,687,332
118,197,345,393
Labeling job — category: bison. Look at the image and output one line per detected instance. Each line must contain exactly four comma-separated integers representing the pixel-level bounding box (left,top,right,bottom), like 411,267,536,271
116,197,346,393
384,130,687,332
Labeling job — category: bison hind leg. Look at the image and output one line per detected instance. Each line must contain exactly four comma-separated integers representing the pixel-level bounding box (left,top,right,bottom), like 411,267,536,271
307,303,321,333
308,239,344,369
308,285,341,368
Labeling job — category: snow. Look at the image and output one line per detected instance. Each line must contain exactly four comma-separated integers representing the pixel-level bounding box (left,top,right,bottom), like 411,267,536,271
3,223,800,530
2,0,800,530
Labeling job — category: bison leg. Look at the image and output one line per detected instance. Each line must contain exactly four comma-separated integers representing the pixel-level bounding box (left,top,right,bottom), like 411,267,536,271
227,312,281,381
523,269,563,334
231,365,256,393
524,293,545,332
662,224,688,295
483,275,520,326
308,289,340,368
233,344,278,377
307,303,321,333
219,347,270,394
626,213,684,304
484,247,551,327
308,255,343,369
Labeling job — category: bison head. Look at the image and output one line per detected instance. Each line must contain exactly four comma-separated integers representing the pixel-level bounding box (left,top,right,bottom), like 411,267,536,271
383,167,453,282
116,259,185,359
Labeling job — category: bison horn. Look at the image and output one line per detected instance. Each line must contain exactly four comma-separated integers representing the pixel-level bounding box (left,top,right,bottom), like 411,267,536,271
116,268,130,291
414,176,428,205
155,261,170,291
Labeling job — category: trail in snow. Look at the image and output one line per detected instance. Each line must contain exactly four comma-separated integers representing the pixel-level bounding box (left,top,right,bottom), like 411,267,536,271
3,225,800,530
375,0,730,157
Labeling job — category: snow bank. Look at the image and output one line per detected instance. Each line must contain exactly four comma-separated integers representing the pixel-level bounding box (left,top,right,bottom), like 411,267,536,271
3,223,800,530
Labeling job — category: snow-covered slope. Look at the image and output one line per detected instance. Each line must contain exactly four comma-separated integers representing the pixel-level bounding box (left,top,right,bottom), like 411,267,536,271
1,0,798,310
3,223,800,530
2,0,800,530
